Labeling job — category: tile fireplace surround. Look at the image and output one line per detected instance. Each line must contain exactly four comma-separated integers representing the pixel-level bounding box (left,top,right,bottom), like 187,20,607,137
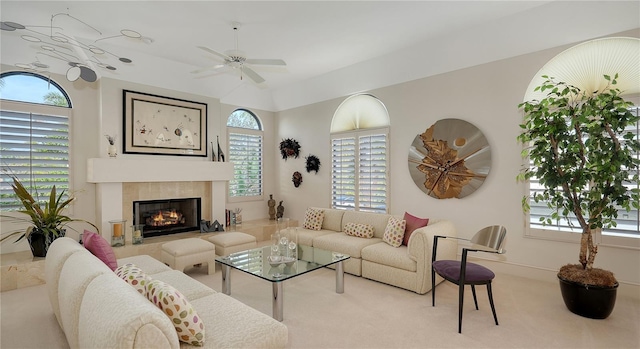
87,158,233,244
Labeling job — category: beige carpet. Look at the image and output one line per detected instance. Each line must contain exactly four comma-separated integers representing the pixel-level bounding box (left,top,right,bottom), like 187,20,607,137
1,265,639,348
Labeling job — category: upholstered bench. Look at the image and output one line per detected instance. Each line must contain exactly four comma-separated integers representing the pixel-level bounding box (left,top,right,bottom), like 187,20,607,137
161,238,216,274
208,232,257,256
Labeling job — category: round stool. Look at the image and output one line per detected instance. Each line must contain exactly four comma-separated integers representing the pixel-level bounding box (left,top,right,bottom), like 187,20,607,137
208,232,257,256
161,238,216,274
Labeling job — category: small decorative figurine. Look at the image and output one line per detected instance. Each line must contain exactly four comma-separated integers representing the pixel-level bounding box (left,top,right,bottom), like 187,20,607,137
268,194,276,220
276,201,284,219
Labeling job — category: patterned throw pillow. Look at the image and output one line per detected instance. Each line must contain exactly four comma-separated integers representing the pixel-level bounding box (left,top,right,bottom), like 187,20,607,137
146,279,205,346
303,208,325,230
383,217,406,247
114,263,151,295
343,222,374,238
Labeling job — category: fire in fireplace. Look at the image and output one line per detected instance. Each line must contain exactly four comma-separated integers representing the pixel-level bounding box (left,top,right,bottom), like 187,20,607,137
133,198,201,238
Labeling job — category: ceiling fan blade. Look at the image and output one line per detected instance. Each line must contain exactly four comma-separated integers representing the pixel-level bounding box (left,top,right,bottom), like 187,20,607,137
190,64,225,74
245,58,286,66
242,66,265,84
197,46,230,60
193,66,232,79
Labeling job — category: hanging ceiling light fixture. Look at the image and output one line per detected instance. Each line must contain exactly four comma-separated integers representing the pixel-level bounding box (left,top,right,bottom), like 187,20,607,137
1,10,152,83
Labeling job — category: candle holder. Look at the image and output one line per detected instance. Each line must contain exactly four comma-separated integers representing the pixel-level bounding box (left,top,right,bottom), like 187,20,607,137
109,219,126,247
131,224,144,245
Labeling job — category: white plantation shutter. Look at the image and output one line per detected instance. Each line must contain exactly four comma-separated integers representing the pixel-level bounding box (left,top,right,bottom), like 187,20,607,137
358,133,387,213
331,136,356,210
0,107,71,211
526,106,639,237
228,130,262,198
331,129,388,212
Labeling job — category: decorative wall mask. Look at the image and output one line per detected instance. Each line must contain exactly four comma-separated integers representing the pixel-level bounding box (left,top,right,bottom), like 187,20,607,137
292,171,303,187
305,154,321,173
280,138,301,159
408,118,491,199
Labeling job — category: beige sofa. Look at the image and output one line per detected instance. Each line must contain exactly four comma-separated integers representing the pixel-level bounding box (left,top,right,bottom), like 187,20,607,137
45,237,288,349
296,208,457,294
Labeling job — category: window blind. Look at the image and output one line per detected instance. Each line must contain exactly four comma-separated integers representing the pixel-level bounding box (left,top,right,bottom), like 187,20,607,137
331,130,388,212
0,109,70,211
228,131,262,198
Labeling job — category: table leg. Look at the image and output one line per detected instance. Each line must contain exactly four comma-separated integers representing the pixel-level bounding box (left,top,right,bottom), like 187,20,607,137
272,282,283,321
336,260,344,294
221,265,231,295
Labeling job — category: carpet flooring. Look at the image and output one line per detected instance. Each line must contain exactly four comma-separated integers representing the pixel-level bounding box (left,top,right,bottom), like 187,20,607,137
1,264,639,348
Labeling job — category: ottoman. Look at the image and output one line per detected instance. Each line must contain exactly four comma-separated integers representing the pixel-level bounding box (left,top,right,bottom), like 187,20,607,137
161,238,216,274
208,232,257,257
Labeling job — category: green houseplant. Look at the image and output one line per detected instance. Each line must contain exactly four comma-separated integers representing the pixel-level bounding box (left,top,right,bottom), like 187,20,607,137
517,74,640,318
0,172,98,257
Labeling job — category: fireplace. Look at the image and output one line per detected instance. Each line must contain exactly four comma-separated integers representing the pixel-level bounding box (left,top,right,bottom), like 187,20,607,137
133,198,201,238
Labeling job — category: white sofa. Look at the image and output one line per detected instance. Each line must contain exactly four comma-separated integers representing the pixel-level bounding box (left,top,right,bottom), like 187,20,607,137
45,237,288,349
296,208,457,294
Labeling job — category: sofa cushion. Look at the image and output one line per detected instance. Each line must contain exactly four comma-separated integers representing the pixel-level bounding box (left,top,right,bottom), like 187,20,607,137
296,228,335,246
146,278,205,346
343,222,374,238
313,232,382,258
115,263,151,295
152,269,216,301
318,208,345,231
190,293,288,348
342,210,391,239
383,216,406,247
403,212,429,246
82,230,118,271
361,243,417,272
117,254,173,275
303,207,325,230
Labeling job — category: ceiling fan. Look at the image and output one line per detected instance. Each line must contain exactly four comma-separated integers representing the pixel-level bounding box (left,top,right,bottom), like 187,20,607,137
192,24,286,84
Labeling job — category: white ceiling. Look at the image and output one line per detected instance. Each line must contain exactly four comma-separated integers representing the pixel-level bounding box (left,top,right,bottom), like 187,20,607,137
1,1,639,111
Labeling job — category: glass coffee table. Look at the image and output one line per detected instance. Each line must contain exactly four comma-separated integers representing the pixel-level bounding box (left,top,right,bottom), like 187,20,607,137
215,245,350,321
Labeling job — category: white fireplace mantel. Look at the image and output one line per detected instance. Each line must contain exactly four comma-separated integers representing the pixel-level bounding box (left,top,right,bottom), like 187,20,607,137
87,158,234,241
87,158,234,183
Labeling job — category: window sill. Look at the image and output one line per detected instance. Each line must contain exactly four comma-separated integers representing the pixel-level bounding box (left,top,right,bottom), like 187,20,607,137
526,227,640,250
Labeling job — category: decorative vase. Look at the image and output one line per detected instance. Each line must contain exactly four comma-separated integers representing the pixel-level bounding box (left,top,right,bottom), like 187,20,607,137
107,144,117,157
27,229,65,257
558,276,618,319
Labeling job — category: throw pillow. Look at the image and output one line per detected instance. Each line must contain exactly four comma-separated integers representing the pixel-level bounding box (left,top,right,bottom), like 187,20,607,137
343,222,374,238
83,230,118,271
303,208,325,230
403,212,429,246
115,263,151,295
146,279,205,346
383,217,406,247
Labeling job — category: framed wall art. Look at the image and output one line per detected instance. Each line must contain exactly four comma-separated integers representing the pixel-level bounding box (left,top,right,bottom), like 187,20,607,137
123,90,207,156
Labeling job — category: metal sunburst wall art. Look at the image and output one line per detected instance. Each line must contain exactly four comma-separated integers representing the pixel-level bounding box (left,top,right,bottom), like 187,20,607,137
408,118,491,199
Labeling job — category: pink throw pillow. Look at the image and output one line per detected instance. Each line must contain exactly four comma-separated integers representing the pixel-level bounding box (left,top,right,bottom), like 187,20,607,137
403,212,429,246
83,230,118,271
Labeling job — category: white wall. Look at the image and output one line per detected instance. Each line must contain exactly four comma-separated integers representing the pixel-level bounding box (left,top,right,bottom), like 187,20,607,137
274,33,640,286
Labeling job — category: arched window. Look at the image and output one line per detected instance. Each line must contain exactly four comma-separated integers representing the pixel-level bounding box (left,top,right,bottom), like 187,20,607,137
331,94,390,213
0,71,72,211
227,109,263,199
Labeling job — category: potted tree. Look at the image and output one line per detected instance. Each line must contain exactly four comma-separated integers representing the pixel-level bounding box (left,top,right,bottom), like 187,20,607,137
517,74,639,319
0,172,98,257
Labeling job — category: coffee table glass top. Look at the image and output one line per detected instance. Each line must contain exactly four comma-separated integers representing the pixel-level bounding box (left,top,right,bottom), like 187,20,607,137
215,245,350,282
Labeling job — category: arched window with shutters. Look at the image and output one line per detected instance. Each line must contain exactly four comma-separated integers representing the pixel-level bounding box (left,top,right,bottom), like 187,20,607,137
227,109,263,200
331,94,390,213
0,72,72,211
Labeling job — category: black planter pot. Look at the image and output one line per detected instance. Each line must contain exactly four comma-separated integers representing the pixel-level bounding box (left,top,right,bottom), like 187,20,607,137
27,230,65,257
558,276,618,319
